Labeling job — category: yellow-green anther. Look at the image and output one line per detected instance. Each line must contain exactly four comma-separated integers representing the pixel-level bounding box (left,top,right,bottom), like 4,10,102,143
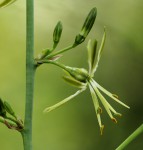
4,101,15,117
112,94,119,99
0,98,6,117
63,75,87,88
53,21,63,49
74,7,97,45
65,66,89,83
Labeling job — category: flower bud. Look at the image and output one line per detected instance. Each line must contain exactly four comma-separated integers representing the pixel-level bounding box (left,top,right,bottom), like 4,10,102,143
65,67,89,83
4,101,15,117
0,98,6,117
0,0,16,8
74,7,97,45
53,21,63,49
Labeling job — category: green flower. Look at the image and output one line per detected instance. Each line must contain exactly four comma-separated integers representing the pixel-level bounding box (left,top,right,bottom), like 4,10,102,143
43,28,130,134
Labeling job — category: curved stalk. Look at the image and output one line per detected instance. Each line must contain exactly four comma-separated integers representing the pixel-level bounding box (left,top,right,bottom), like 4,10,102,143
116,124,143,150
21,0,35,150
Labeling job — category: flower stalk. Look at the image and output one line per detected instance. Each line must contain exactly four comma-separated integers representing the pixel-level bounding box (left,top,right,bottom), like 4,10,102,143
116,124,143,150
21,0,35,150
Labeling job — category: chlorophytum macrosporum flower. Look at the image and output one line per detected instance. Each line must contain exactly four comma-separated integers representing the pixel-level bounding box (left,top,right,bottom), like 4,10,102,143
43,28,130,134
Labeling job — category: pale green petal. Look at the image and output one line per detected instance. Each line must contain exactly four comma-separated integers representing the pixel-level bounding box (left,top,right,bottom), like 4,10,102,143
87,39,98,76
88,83,104,134
43,88,86,113
92,79,130,109
90,81,117,122
91,27,106,75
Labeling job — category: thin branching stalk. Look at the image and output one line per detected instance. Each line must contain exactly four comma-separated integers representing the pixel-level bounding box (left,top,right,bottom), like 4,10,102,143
116,124,143,150
46,45,74,59
21,0,35,150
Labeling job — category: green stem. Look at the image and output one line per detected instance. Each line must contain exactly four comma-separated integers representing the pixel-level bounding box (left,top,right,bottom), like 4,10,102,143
39,60,69,72
21,0,35,150
116,124,143,150
46,45,74,58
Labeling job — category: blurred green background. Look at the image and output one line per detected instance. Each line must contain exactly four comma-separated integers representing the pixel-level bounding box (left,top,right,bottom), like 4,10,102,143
0,0,143,149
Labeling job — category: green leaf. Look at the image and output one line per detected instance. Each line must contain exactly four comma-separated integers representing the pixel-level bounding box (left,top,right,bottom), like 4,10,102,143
91,27,106,76
0,0,16,8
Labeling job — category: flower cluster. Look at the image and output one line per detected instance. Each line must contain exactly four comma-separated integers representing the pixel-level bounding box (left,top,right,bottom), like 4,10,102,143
42,29,130,135
35,7,130,134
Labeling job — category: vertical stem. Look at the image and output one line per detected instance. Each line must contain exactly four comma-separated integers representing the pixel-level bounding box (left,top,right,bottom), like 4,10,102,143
116,124,143,150
22,0,35,150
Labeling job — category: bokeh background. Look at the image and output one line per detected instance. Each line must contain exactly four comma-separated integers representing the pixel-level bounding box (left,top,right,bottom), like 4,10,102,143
0,0,143,149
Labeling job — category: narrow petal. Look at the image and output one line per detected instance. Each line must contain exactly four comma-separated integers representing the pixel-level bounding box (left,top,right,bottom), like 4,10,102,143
87,39,98,76
91,27,106,75
88,83,104,135
43,88,86,113
91,79,130,109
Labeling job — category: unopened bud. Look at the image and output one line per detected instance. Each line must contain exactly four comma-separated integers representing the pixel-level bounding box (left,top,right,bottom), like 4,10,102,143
65,67,89,83
74,7,97,45
4,101,15,117
53,21,63,49
63,75,87,88
0,98,6,117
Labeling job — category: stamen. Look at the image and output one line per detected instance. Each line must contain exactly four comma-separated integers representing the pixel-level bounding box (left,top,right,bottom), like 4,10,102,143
90,81,115,120
112,118,117,123
112,94,119,99
97,107,102,114
100,125,104,135
114,113,122,117
89,83,103,133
